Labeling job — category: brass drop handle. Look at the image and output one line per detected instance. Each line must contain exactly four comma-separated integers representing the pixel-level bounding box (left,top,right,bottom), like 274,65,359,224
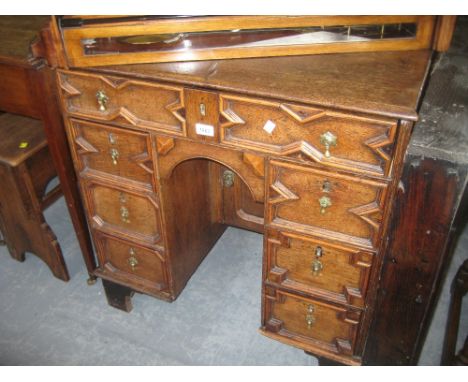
305,304,316,329
320,131,337,158
96,90,109,112
128,248,138,271
110,148,119,165
120,205,130,223
311,246,324,276
223,170,234,188
318,196,332,214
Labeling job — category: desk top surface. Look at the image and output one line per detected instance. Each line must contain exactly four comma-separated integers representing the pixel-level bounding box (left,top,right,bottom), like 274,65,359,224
88,49,432,121
0,16,49,65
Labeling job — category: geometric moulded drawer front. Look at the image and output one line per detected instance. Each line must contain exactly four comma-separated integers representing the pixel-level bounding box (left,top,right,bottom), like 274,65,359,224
67,119,155,190
266,159,389,250
220,94,398,178
265,230,374,308
94,233,169,297
263,287,363,362
82,180,163,247
58,70,186,136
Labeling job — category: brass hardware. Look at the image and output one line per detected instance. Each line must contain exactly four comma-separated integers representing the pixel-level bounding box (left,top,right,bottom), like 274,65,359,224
318,196,332,214
306,304,316,329
311,246,324,276
322,180,332,193
18,141,29,149
110,148,119,165
119,192,127,204
320,131,337,158
199,103,206,116
120,206,130,223
96,90,109,112
108,133,116,145
128,248,138,271
223,170,235,188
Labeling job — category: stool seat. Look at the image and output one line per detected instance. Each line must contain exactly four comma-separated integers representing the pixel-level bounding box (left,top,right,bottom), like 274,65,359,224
0,113,47,166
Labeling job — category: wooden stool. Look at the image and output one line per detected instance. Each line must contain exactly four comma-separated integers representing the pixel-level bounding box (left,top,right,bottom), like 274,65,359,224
0,113,69,281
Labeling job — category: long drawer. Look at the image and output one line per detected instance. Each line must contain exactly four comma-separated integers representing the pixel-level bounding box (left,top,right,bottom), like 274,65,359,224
220,94,398,178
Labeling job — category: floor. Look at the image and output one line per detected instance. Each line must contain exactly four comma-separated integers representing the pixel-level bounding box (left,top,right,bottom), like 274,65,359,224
0,196,466,365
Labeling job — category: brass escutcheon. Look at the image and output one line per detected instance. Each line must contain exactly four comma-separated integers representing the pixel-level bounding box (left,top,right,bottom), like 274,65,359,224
96,90,109,112
320,131,337,158
108,133,116,145
199,103,206,116
318,195,332,214
223,170,235,188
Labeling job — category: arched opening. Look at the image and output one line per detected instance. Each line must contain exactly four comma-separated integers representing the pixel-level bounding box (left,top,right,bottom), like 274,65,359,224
160,158,264,296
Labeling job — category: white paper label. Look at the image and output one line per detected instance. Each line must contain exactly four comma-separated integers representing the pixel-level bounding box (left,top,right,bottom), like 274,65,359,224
195,123,215,137
263,120,276,134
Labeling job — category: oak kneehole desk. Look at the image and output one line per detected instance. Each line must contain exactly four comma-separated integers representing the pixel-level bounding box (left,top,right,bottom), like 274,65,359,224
49,48,435,365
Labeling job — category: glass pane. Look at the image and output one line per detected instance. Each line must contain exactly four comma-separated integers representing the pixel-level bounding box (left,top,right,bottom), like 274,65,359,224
81,23,418,56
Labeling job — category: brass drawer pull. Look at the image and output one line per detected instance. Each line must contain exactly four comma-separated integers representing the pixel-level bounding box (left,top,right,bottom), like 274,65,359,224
96,90,109,112
110,148,119,165
311,246,324,276
223,170,234,188
306,304,316,329
318,195,332,214
128,248,138,271
320,131,337,158
120,206,130,223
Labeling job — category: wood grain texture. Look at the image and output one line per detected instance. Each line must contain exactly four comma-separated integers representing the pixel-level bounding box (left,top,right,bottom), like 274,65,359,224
262,286,362,364
266,159,389,250
0,114,67,281
66,118,156,191
91,49,432,121
265,229,374,308
58,70,186,136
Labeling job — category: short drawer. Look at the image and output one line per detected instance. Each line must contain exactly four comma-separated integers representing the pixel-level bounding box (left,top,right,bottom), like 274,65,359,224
94,233,169,296
81,180,163,246
263,287,363,360
220,94,398,177
266,159,388,250
66,119,156,190
265,230,374,308
58,70,186,136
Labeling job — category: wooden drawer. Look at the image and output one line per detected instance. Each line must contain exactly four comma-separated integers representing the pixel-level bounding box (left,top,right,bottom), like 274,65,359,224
262,287,363,362
58,70,186,136
81,180,163,246
266,159,388,250
265,230,374,308
220,94,398,177
66,119,156,190
94,233,169,297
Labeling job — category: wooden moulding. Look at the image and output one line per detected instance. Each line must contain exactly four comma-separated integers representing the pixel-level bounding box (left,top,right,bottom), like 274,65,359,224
58,15,437,67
